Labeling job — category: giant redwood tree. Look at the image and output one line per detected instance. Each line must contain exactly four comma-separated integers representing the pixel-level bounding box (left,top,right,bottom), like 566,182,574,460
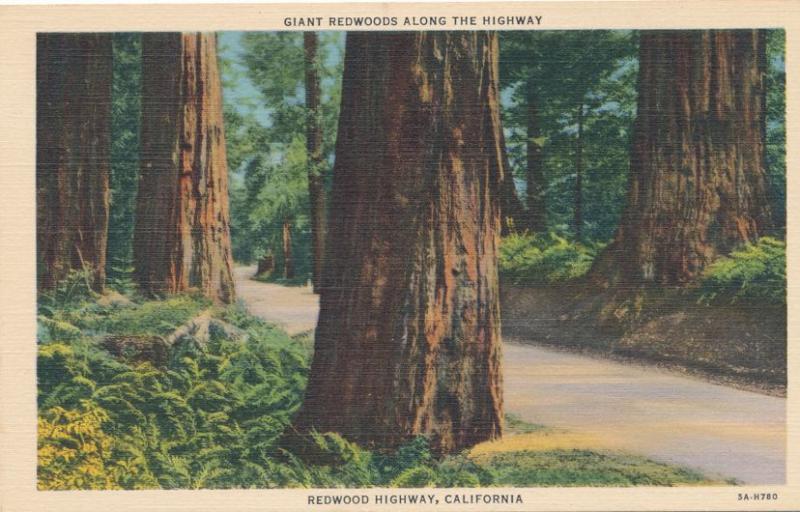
37,34,112,293
294,32,505,454
603,30,770,285
134,33,235,303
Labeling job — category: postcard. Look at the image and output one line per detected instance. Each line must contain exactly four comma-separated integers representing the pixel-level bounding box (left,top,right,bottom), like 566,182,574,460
0,1,798,510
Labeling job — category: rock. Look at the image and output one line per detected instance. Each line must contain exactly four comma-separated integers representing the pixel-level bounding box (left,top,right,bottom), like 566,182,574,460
96,291,134,308
164,310,246,347
102,334,169,366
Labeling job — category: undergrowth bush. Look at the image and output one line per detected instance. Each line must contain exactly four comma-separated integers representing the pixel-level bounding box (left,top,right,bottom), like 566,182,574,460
699,237,786,305
37,289,715,489
38,295,309,489
499,233,603,285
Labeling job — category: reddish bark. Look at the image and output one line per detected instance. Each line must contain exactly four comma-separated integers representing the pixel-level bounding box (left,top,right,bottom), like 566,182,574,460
603,30,769,285
294,32,505,454
282,218,295,280
37,33,112,293
134,33,235,303
256,251,274,276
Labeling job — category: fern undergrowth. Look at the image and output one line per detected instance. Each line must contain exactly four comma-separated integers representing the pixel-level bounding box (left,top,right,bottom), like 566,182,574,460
37,283,717,489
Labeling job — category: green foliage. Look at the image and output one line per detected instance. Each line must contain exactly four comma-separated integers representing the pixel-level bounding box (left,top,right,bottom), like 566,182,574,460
499,233,603,285
477,450,709,487
235,146,312,279
37,269,98,317
89,295,210,336
505,413,547,434
38,399,158,490
499,31,636,242
766,29,786,232
107,33,142,280
699,237,786,306
38,295,309,489
219,32,343,271
390,466,439,487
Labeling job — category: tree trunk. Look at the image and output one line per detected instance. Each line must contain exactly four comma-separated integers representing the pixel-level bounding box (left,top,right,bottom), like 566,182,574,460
294,32,504,455
282,218,294,280
498,128,524,236
606,30,770,285
37,34,112,293
525,80,547,233
256,250,274,276
574,103,584,241
305,32,327,293
134,33,235,303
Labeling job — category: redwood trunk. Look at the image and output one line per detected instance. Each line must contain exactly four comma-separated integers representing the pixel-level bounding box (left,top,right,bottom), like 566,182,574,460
305,32,327,293
37,34,112,293
610,30,769,284
525,81,546,233
295,32,504,454
256,251,274,276
134,33,235,303
282,218,294,280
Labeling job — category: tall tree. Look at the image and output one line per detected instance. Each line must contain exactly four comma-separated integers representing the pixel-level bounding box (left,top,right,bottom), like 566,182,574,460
499,128,525,235
282,218,295,280
606,30,770,284
37,33,112,293
294,32,505,454
765,30,786,233
304,32,327,291
134,33,235,303
573,103,585,240
524,80,546,232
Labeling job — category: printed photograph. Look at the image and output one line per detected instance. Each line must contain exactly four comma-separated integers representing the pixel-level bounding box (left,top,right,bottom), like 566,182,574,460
36,28,786,490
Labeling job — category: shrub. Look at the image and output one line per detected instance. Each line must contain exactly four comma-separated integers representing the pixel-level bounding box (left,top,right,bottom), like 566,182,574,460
479,449,708,487
91,295,211,336
499,233,602,285
38,269,98,317
390,466,438,487
38,399,159,490
699,237,786,305
37,296,308,489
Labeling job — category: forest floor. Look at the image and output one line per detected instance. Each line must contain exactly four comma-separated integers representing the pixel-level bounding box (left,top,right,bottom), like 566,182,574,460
233,265,786,485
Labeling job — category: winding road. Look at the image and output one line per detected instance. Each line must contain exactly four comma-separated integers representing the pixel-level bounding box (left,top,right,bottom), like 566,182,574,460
234,266,786,484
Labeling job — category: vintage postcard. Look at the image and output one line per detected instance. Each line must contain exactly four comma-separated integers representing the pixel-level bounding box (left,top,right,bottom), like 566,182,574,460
0,1,798,511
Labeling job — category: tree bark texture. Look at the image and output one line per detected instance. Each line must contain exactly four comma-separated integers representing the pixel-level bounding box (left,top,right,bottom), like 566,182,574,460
294,32,505,454
282,218,295,280
305,32,327,293
37,34,112,293
608,30,769,285
525,82,547,233
256,250,274,276
134,33,235,303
